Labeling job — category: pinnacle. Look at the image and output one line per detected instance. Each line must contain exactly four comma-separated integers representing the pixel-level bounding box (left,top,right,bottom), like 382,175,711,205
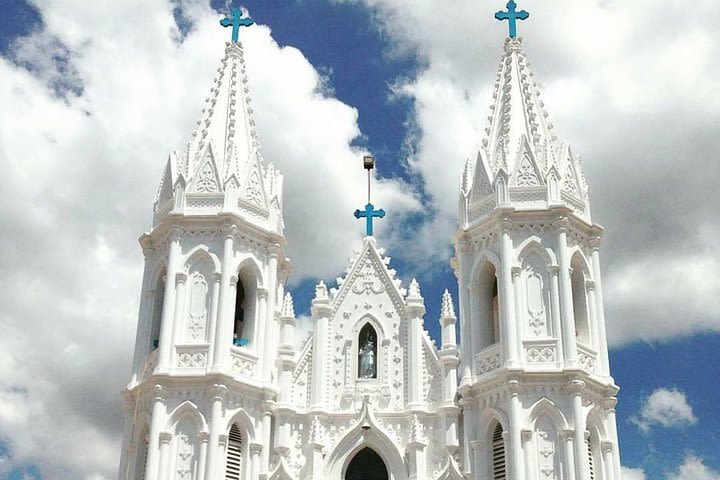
441,290,456,319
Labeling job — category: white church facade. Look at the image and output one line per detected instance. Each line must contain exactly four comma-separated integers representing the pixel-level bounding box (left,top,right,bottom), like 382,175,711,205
117,8,624,480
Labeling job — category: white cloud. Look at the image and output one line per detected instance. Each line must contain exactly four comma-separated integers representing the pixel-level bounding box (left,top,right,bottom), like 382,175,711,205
622,466,647,480
0,1,420,478
632,388,697,432
668,456,720,480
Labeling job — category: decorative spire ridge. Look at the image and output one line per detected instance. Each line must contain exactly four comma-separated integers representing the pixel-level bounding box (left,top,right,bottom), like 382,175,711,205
407,278,422,300
353,155,386,236
281,292,295,318
314,281,329,302
441,290,456,319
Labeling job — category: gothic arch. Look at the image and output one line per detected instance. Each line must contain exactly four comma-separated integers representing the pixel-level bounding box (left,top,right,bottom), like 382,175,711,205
470,257,501,351
586,407,608,441
182,245,221,274
513,236,557,267
352,314,388,343
528,398,570,430
476,406,510,441
165,400,208,433
234,257,263,347
352,316,386,382
323,411,407,480
223,408,257,444
469,251,501,286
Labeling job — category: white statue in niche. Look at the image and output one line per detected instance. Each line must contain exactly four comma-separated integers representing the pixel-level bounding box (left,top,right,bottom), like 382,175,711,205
359,333,377,379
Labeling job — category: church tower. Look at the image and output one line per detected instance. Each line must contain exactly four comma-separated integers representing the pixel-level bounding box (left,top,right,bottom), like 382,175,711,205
117,10,290,480
453,7,624,480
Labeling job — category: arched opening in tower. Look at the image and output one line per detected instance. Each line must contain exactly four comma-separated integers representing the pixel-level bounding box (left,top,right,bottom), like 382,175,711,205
345,447,388,480
570,254,591,346
234,280,248,346
150,270,165,351
476,261,501,350
225,424,244,480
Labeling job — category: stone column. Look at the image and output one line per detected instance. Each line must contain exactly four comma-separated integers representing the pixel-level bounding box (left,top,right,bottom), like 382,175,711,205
554,217,578,367
500,221,519,366
212,225,237,372
560,430,576,480
407,282,425,408
197,432,209,480
585,280,599,370
263,246,281,378
508,380,524,480
589,236,610,375
158,226,182,372
456,237,473,383
256,287,269,375
250,444,262,480
171,272,188,353
204,384,227,480
217,434,229,478
157,432,172,479
568,380,588,480
471,440,484,478
602,398,623,480
601,442,615,480
116,392,136,480
511,266,524,364
261,406,273,474
521,429,534,480
548,265,564,362
460,397,476,475
206,273,222,368
144,385,167,480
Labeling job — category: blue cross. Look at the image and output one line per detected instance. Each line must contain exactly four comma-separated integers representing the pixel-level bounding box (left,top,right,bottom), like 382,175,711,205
220,8,254,42
354,203,385,237
495,1,529,39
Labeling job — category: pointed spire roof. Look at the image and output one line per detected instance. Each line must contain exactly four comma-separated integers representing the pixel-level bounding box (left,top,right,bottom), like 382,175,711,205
441,290,456,319
481,37,557,176
185,41,260,182
461,37,592,224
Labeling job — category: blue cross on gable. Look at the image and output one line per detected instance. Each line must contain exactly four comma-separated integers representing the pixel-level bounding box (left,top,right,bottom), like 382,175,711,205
354,203,385,237
220,8,254,42
495,0,529,39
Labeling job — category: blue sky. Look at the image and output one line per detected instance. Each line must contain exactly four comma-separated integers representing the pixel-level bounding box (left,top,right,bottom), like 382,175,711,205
1,1,719,479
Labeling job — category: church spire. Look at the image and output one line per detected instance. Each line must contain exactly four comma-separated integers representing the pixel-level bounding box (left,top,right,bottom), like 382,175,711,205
460,34,591,225
153,13,284,235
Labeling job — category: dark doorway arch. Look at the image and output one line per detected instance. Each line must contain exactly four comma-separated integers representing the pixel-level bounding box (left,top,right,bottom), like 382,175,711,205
345,448,388,480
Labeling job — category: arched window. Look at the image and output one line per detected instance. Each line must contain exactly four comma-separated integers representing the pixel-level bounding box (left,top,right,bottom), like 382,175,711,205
571,255,590,345
491,422,506,480
358,323,378,379
225,424,244,480
233,280,248,346
150,272,165,350
476,262,501,350
233,266,258,347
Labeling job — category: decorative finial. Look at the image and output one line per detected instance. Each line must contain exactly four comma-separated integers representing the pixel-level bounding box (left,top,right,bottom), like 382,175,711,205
494,1,529,39
441,290,456,318
353,155,386,236
281,292,295,318
220,8,254,43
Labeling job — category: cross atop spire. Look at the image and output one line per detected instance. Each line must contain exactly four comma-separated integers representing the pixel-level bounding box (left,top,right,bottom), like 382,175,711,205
494,1,529,39
220,8,254,42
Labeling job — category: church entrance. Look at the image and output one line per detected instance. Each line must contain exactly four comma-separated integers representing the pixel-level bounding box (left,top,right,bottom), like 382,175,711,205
345,448,388,480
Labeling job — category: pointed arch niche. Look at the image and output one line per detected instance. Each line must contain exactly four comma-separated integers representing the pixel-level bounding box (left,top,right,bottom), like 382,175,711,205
471,259,501,352
357,323,378,379
183,253,216,343
224,424,246,480
233,260,260,347
518,245,553,340
490,422,506,480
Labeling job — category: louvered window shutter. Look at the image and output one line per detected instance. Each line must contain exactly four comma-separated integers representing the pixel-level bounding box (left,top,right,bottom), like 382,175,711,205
225,424,244,480
587,438,596,480
492,423,506,480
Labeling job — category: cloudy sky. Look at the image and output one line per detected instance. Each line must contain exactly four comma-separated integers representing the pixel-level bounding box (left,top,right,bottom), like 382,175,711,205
1,0,719,479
